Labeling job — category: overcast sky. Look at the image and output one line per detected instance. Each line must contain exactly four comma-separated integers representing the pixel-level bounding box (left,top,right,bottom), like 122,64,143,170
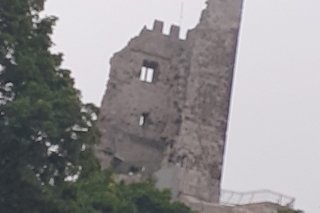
45,1,320,212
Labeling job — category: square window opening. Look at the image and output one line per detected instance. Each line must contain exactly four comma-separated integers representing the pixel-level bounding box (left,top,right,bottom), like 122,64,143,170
139,60,158,83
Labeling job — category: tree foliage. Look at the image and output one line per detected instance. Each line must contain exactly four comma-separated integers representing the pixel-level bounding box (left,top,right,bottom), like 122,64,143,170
0,0,101,211
51,172,192,213
0,0,193,212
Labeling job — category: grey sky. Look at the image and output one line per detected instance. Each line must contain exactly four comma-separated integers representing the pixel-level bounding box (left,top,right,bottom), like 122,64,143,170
46,1,320,212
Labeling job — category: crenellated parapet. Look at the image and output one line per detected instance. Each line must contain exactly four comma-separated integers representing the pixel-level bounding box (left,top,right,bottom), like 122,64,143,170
140,20,182,41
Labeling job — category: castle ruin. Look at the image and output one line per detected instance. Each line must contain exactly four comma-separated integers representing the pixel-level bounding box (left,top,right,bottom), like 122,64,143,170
97,0,243,208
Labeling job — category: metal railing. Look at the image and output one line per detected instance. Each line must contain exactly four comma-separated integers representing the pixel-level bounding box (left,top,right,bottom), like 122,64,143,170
220,189,295,208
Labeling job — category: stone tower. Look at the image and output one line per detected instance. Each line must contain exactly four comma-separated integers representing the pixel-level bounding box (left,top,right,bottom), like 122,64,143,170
96,0,244,208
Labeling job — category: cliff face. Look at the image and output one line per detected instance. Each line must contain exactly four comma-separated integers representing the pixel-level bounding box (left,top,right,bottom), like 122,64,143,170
97,0,244,208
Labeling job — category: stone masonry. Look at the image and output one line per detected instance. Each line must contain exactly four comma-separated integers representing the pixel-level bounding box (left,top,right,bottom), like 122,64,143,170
96,0,244,210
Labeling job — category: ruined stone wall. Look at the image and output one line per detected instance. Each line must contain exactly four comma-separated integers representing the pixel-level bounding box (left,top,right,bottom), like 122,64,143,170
96,21,188,176
158,0,244,203
97,0,244,210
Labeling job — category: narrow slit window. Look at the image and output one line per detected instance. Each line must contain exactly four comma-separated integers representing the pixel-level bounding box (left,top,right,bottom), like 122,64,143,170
139,113,148,127
139,115,145,126
139,60,158,83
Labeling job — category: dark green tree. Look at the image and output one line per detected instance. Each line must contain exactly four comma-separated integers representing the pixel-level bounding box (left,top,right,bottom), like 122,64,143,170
50,172,193,213
0,1,193,213
0,0,99,212
116,182,193,213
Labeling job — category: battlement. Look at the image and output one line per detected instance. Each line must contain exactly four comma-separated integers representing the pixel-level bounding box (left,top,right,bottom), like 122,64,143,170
143,20,182,40
153,20,164,33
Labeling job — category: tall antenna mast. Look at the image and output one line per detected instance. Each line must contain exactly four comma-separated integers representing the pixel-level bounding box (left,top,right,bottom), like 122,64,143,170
179,1,184,27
